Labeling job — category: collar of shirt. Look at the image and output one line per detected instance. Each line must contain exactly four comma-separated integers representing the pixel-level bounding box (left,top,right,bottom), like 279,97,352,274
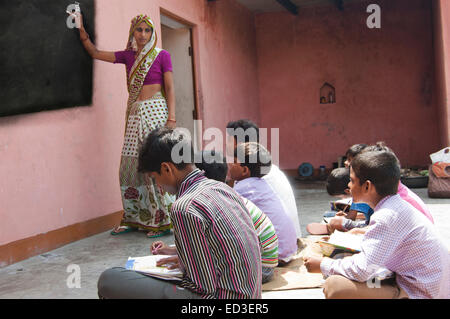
176,168,206,199
374,194,398,211
350,202,374,221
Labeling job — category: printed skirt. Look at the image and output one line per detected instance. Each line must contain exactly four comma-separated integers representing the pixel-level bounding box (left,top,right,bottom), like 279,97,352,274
118,92,174,231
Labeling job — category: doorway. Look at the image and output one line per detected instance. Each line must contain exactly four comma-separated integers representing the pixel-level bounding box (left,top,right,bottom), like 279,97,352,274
160,14,197,146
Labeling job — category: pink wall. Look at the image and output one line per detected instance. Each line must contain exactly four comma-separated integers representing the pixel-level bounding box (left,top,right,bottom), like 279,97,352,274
256,0,441,169
0,0,259,246
3,0,448,250
433,0,450,147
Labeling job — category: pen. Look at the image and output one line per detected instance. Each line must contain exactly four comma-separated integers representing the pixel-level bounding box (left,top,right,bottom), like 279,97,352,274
152,242,163,254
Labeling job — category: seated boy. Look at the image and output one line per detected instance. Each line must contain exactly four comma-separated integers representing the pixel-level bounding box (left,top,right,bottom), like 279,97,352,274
344,143,368,168
98,128,262,299
325,167,353,219
308,167,371,235
326,167,351,198
226,120,302,238
304,150,450,299
194,150,279,283
328,168,371,230
363,142,434,223
230,142,297,265
345,142,434,224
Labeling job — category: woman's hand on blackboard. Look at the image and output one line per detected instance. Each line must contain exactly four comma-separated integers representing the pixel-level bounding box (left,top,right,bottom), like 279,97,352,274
66,11,84,30
76,12,85,30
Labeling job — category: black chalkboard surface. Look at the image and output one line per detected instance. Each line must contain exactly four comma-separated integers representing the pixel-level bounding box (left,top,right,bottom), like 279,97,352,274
0,0,95,117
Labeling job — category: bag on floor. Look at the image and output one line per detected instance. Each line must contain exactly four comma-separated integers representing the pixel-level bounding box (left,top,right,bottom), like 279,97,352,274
428,162,450,198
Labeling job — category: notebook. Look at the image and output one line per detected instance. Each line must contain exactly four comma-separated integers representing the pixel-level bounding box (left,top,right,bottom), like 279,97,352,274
125,255,183,281
318,231,363,256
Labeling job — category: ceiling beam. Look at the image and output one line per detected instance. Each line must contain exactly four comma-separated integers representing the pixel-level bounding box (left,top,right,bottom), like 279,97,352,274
276,0,299,15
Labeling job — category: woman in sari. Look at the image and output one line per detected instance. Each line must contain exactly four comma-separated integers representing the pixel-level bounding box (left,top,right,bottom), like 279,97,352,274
73,13,175,237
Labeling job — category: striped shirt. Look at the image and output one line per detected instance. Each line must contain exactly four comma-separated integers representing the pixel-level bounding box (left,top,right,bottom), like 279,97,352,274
321,194,450,299
242,198,279,268
171,169,262,299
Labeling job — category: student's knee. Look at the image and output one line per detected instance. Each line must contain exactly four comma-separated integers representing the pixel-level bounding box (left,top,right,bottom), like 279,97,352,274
97,267,124,299
261,267,274,284
323,275,355,299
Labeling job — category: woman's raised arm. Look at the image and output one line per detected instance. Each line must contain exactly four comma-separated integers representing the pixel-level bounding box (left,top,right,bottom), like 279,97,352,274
73,12,116,63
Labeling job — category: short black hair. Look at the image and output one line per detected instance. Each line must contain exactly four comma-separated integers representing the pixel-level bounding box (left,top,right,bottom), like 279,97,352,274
195,150,228,182
326,168,350,196
138,127,193,174
362,142,401,166
345,143,368,158
226,119,259,144
351,150,400,197
363,141,393,153
235,142,271,178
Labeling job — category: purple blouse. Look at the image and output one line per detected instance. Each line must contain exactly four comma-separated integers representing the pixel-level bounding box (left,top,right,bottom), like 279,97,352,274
114,49,173,86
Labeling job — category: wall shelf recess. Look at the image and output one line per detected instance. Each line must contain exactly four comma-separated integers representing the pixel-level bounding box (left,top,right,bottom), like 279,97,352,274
320,82,336,104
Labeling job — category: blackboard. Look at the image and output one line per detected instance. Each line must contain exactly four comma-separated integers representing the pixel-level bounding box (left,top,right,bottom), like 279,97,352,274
0,0,95,117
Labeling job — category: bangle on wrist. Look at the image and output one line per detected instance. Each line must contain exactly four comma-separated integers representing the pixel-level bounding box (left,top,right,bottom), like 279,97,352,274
167,119,176,122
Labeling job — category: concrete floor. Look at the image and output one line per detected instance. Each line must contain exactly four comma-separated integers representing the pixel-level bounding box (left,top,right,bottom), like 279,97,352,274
0,180,449,299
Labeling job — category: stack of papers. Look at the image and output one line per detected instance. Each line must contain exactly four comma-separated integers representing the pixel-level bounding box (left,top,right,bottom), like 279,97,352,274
125,255,183,281
318,231,363,256
330,198,352,212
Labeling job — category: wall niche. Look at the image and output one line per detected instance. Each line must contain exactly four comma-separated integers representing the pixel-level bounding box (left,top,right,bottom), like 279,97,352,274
320,82,336,104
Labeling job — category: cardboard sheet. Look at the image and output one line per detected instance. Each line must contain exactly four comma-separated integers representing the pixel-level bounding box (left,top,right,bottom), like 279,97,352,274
262,238,325,291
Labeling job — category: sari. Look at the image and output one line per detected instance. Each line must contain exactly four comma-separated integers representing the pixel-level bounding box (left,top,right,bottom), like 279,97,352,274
118,15,173,232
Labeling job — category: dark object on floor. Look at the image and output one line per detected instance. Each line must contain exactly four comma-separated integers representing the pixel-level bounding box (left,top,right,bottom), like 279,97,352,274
401,176,429,188
298,162,314,177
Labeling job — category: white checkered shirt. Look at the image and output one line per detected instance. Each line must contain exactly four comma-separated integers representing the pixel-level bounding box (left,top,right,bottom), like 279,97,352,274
321,194,450,299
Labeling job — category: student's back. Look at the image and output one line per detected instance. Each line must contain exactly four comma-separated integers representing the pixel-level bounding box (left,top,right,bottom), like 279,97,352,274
225,119,301,238
370,194,448,298
316,150,449,299
360,142,434,223
196,150,279,283
263,164,302,238
397,181,434,223
173,169,262,299
234,176,297,263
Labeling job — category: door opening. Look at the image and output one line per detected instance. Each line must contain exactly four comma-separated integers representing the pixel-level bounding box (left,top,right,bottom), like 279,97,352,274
160,14,198,149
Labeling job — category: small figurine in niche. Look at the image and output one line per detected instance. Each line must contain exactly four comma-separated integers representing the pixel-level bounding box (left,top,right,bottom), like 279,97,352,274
329,92,334,103
320,82,336,104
